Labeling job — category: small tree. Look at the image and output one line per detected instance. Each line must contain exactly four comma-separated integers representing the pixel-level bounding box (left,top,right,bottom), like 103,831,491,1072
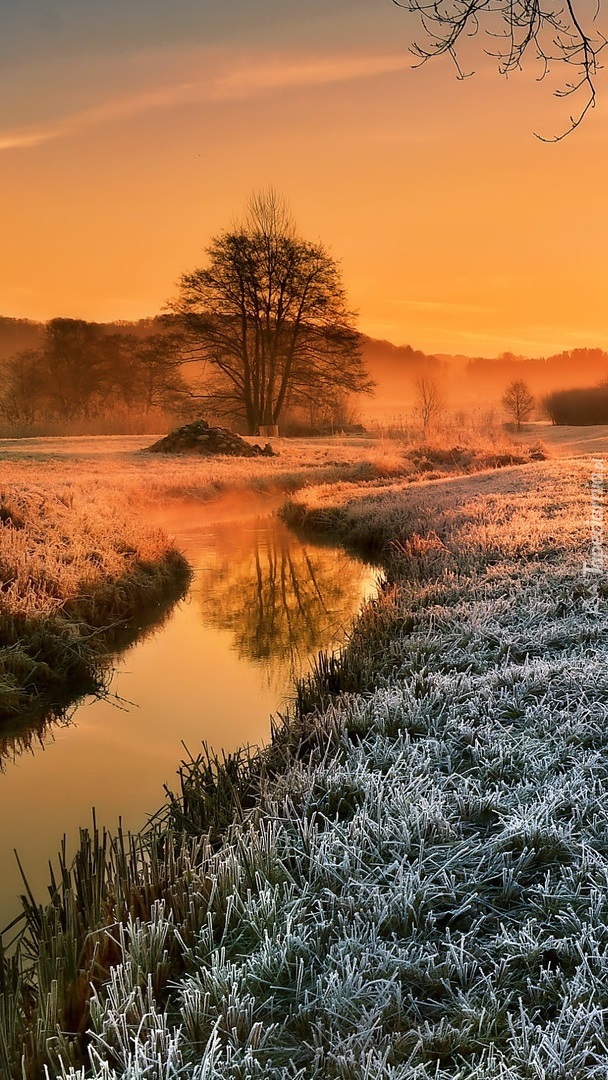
169,190,372,434
502,380,535,430
414,375,442,438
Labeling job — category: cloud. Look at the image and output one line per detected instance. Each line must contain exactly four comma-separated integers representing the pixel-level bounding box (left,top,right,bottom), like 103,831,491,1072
211,53,407,98
0,131,52,151
0,80,203,151
0,50,406,152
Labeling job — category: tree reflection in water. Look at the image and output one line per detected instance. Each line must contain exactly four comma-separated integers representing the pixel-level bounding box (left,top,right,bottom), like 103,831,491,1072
195,516,375,688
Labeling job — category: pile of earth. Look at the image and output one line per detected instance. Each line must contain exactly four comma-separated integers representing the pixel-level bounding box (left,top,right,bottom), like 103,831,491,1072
144,420,277,457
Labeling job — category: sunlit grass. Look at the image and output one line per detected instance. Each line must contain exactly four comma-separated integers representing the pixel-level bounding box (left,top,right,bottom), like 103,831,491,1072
0,430,544,506
0,480,188,724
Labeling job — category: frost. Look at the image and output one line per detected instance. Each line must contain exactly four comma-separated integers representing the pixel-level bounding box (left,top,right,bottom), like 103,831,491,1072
41,460,608,1078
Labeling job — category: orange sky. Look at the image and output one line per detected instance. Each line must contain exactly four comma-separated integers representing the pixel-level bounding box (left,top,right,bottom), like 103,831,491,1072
1,1,607,356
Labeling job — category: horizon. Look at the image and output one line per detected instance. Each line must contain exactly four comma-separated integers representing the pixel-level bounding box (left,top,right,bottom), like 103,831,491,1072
2,310,608,364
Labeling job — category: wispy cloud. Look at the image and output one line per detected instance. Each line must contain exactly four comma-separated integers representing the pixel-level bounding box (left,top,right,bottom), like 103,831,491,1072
0,131,52,151
211,54,406,98
0,51,406,152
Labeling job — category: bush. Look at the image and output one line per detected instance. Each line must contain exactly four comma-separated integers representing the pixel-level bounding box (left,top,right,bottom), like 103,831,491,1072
544,385,608,425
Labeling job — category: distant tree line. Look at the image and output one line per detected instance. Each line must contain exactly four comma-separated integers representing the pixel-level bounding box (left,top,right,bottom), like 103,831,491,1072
463,350,608,400
0,318,190,427
0,316,43,362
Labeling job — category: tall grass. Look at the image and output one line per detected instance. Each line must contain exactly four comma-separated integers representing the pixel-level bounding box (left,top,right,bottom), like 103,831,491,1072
2,456,607,1078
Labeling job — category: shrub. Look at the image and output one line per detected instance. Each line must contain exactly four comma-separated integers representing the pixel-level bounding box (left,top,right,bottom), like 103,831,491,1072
543,385,608,425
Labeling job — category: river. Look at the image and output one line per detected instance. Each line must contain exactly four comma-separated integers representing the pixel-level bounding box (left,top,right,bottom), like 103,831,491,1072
0,497,378,930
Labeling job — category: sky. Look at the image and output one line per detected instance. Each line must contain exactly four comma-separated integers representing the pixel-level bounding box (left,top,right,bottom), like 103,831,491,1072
1,0,607,356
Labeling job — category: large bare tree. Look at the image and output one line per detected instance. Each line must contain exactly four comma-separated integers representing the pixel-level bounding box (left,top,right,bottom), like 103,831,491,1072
392,0,606,137
169,191,371,434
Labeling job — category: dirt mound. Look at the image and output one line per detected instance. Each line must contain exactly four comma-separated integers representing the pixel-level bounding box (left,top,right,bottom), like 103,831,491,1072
145,420,277,458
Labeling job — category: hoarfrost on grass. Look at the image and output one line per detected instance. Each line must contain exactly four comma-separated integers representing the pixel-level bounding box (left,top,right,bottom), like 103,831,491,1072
19,457,608,1078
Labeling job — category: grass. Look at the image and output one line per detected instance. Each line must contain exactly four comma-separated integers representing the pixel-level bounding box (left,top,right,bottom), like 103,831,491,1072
0,480,189,728
0,431,543,728
1,451,607,1078
0,431,544,506
514,420,608,456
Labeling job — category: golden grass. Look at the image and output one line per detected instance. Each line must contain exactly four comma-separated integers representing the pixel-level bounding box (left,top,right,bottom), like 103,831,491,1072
0,479,188,725
0,430,544,506
514,419,608,456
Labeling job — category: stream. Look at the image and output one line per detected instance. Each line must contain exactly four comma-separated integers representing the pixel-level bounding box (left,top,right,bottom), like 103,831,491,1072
0,497,378,930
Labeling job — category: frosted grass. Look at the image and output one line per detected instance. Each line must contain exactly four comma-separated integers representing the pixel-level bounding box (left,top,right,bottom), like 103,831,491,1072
11,456,608,1078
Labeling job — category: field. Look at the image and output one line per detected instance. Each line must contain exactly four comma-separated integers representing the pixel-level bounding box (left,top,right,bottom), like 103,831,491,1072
2,433,607,1078
0,430,537,501
515,421,608,456
0,430,541,729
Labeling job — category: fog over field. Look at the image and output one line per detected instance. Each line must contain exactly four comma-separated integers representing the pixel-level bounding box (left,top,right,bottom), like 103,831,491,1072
2,316,608,435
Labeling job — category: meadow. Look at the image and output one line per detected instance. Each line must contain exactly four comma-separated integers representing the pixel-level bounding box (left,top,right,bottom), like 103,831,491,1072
0,430,539,729
1,428,606,1078
0,429,535,501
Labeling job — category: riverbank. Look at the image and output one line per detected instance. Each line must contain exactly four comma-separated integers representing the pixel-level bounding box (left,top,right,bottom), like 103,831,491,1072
0,434,539,728
0,503,377,937
0,480,189,729
3,455,606,1078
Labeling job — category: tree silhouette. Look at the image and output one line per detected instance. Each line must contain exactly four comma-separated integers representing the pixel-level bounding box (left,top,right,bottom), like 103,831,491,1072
169,190,372,434
502,379,535,430
414,375,442,438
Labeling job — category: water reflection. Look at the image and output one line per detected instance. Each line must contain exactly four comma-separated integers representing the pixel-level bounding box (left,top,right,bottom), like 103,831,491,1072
0,713,74,771
0,569,190,769
0,503,377,929
196,518,372,686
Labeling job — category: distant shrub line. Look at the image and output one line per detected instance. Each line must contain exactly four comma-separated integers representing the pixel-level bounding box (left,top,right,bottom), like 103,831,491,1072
544,384,608,425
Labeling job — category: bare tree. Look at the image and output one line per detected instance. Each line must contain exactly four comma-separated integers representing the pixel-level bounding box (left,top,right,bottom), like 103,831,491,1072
502,379,535,429
392,0,607,138
168,190,372,434
414,375,442,438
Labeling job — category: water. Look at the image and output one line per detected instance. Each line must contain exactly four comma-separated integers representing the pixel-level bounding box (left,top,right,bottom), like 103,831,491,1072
0,499,378,929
